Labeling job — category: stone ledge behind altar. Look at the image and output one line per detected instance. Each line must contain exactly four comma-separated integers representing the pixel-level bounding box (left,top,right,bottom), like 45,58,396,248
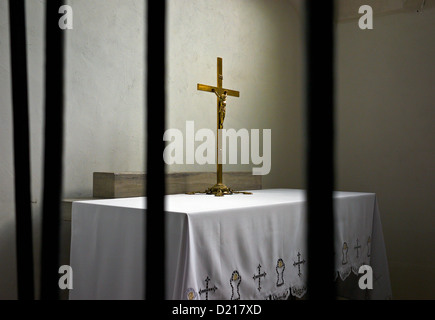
93,171,262,198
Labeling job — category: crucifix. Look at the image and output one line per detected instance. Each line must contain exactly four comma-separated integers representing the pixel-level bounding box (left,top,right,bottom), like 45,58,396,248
187,57,252,196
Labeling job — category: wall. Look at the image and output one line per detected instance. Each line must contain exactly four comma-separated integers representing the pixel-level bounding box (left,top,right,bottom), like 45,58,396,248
64,0,146,198
166,0,303,189
65,0,303,198
5,0,432,301
0,0,147,299
336,7,435,299
0,0,301,299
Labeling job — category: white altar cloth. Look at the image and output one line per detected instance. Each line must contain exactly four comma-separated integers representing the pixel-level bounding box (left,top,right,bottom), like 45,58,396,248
69,189,392,300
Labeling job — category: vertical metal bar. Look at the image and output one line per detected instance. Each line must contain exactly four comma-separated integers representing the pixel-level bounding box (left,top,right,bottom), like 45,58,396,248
145,0,166,300
40,0,65,300
305,0,336,299
9,0,35,300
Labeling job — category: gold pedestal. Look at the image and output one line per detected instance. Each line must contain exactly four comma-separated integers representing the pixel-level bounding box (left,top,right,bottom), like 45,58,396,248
186,183,252,197
205,183,233,196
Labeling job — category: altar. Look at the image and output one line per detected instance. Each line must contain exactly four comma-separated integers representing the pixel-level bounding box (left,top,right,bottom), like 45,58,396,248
68,189,392,300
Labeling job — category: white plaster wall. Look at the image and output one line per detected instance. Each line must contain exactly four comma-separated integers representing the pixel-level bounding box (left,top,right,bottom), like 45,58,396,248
336,7,435,299
0,0,147,299
167,0,303,189
64,0,146,197
64,0,302,197
0,0,301,298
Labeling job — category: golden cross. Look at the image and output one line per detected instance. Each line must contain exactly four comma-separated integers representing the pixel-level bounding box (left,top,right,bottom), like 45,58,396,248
187,57,251,196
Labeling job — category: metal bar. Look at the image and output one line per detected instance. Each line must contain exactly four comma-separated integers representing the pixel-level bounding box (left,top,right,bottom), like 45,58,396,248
8,0,35,300
305,0,336,299
145,0,166,300
40,0,65,300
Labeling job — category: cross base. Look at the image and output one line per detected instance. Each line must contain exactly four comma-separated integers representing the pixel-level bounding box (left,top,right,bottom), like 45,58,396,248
186,183,252,197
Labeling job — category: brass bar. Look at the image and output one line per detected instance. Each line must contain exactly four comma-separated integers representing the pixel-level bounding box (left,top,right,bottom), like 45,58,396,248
197,84,216,92
217,58,222,185
197,84,239,97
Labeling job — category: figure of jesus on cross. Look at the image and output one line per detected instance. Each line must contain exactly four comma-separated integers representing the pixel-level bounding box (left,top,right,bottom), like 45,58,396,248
213,89,227,129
